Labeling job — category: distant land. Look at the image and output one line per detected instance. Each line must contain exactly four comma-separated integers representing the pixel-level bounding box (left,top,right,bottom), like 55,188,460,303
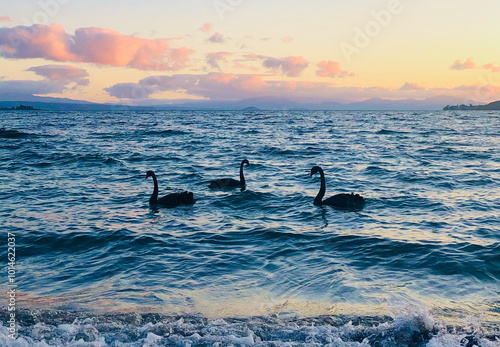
0,93,497,111
443,100,500,110
0,104,40,111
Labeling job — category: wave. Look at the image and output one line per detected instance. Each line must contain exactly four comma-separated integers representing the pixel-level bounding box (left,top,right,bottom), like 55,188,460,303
376,129,410,135
0,128,35,139
2,110,499,347
1,308,498,346
140,129,188,136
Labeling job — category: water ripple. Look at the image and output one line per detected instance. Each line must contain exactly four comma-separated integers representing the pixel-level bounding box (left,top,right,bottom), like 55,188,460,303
0,110,498,340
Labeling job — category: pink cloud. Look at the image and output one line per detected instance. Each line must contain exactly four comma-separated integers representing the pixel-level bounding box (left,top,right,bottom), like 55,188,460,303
483,63,500,73
199,23,212,33
452,84,500,101
262,56,309,77
243,53,265,60
225,74,266,92
282,36,294,43
203,73,236,85
206,51,233,70
232,60,260,72
104,71,500,103
104,73,262,99
105,74,200,99
472,84,500,97
450,57,475,70
399,82,425,91
26,64,89,86
316,60,353,78
0,24,194,70
105,72,332,100
182,73,267,96
0,16,11,22
0,24,75,61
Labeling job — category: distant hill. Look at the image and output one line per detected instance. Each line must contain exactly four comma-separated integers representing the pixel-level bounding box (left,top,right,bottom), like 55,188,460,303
163,96,475,111
0,93,490,111
444,100,500,110
166,96,480,111
0,100,138,111
478,100,500,110
0,93,95,104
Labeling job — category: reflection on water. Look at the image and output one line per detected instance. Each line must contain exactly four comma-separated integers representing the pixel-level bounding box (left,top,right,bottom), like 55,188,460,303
0,110,498,343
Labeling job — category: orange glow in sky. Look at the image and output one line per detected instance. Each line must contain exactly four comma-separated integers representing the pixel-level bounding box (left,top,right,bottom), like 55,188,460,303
0,0,499,105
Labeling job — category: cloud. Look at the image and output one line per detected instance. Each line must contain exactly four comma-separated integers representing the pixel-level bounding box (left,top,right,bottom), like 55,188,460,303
0,24,75,61
399,82,425,91
104,71,500,104
450,57,475,70
316,60,353,78
0,16,11,22
103,82,149,99
449,58,500,74
199,23,212,33
0,79,67,95
0,64,92,97
240,54,309,77
26,64,89,87
232,60,260,72
208,32,226,44
206,51,233,70
197,73,267,96
0,24,194,70
105,75,199,99
282,36,294,43
105,72,335,101
262,56,309,77
483,63,500,73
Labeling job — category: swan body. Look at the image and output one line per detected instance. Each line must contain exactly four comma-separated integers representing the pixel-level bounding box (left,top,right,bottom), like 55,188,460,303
208,159,250,188
146,170,196,207
310,166,365,210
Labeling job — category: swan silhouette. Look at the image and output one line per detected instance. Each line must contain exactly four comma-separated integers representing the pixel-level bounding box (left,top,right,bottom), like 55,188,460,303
146,170,196,207
208,159,250,188
310,166,365,210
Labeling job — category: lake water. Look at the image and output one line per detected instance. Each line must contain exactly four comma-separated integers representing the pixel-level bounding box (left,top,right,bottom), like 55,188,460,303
0,110,499,346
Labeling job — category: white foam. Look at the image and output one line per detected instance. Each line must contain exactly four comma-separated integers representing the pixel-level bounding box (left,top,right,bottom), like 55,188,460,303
1,306,498,347
143,332,162,346
428,334,500,347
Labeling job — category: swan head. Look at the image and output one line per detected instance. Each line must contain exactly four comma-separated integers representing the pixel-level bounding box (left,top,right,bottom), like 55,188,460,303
145,170,155,180
310,166,322,177
242,159,250,166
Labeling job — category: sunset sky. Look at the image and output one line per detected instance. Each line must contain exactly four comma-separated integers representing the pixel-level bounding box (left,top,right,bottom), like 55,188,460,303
0,0,499,105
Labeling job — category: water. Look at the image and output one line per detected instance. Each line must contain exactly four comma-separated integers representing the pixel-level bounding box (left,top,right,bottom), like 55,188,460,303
0,110,498,346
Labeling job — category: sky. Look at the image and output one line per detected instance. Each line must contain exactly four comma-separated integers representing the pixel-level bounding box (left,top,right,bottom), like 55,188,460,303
0,0,499,105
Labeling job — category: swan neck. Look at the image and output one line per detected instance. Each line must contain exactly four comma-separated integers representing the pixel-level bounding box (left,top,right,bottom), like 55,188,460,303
150,174,159,204
239,161,246,185
314,169,326,205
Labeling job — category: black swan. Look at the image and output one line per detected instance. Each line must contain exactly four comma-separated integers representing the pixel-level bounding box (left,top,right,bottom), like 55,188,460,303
145,171,196,207
310,166,365,209
208,159,250,188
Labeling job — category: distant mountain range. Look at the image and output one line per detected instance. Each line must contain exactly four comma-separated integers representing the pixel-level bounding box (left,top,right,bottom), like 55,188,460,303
0,93,496,111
